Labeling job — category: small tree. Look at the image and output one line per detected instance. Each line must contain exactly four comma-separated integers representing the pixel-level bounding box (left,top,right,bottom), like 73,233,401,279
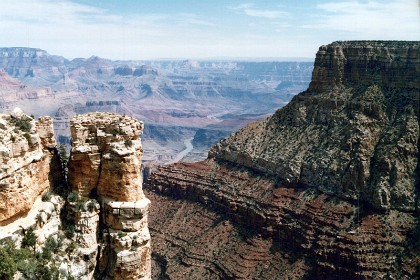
21,227,37,253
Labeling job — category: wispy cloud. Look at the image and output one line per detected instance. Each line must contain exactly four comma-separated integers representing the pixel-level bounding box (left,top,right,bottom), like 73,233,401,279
230,3,289,19
0,0,221,59
243,9,288,19
175,13,217,27
305,0,419,39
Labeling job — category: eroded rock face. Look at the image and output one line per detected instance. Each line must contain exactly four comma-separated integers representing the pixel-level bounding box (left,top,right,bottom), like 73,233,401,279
0,109,58,223
67,112,151,280
210,41,419,212
146,161,416,279
308,41,419,92
146,41,419,279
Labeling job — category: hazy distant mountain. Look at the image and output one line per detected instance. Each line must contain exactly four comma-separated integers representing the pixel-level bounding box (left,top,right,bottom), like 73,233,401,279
0,47,313,163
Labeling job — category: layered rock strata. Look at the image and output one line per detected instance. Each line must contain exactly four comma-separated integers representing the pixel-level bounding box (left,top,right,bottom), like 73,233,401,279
146,41,419,279
0,108,58,223
211,40,419,212
67,112,151,280
147,161,417,279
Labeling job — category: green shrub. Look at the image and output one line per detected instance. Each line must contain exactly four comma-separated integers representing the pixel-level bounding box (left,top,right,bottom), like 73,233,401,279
13,118,32,132
44,236,62,254
75,200,86,212
124,139,133,147
21,228,37,252
117,231,127,238
16,257,37,279
35,263,59,280
10,135,16,143
65,224,75,239
59,144,68,166
65,242,76,257
111,129,119,136
35,213,43,224
23,133,34,147
0,247,17,280
41,192,51,202
67,191,79,203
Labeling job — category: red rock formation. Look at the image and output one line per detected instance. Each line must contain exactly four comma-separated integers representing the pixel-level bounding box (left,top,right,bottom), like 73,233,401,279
146,41,420,279
146,160,417,279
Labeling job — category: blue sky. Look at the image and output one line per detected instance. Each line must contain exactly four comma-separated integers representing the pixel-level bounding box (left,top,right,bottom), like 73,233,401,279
0,0,418,60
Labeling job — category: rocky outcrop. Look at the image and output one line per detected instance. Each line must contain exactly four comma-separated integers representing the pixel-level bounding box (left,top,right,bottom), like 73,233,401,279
67,112,151,280
146,41,420,279
210,41,419,212
309,41,419,92
0,108,59,224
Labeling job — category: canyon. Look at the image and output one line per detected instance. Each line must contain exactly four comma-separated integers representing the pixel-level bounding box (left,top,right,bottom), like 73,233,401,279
145,41,419,279
0,40,418,280
0,48,313,164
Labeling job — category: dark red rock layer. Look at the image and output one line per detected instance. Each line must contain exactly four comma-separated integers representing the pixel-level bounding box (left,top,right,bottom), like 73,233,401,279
146,160,418,279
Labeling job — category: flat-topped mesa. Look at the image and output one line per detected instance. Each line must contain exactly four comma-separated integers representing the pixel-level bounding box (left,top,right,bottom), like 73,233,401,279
309,41,420,92
68,112,145,201
0,108,58,223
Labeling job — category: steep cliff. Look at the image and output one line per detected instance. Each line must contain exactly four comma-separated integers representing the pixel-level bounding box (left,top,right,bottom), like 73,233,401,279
146,41,420,279
67,112,151,280
211,40,419,212
0,111,151,280
0,108,59,224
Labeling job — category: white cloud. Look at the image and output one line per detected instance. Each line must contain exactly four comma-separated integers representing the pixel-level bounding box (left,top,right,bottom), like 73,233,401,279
243,9,288,19
0,0,221,59
307,0,419,40
230,2,289,19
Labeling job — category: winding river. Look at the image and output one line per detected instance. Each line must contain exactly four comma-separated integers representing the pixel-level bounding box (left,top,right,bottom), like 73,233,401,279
165,137,194,165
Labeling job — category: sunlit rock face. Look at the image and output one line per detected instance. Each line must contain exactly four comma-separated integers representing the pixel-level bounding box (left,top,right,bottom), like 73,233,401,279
0,108,58,224
146,41,419,279
68,112,151,280
211,40,419,212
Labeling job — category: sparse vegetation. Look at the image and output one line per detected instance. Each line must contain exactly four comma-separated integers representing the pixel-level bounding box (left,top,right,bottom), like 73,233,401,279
0,246,17,280
59,144,68,178
41,192,52,202
35,213,43,226
23,132,34,147
64,223,75,239
75,200,86,211
12,117,32,132
67,191,79,203
21,227,37,253
124,139,133,147
65,242,76,257
111,129,119,136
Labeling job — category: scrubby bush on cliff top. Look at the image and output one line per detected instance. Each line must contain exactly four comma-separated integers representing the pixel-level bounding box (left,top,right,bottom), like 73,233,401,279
11,116,32,132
